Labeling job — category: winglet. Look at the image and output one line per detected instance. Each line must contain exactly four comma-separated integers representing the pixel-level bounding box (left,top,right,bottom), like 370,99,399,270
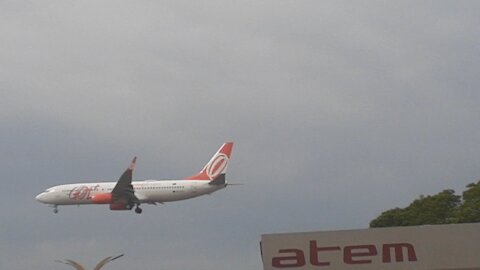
128,156,137,171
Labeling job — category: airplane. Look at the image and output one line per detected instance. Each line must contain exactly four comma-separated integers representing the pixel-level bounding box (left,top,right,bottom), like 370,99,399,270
35,142,233,214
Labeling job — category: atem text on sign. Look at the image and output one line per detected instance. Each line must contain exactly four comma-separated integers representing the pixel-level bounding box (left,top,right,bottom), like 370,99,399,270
271,241,417,268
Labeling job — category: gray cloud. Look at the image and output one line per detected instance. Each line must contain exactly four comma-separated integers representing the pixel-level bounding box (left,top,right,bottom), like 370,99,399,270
1,1,480,269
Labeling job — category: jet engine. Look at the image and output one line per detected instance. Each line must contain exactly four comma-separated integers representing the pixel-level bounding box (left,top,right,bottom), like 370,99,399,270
91,193,113,204
109,202,130,210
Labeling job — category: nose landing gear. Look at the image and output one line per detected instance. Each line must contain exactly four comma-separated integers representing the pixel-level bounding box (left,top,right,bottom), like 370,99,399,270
53,205,58,214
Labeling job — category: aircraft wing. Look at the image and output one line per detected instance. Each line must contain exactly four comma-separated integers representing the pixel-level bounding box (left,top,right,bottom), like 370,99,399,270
111,157,140,206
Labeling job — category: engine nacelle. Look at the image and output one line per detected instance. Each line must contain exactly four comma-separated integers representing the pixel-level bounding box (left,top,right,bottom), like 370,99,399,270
109,202,130,210
91,193,113,204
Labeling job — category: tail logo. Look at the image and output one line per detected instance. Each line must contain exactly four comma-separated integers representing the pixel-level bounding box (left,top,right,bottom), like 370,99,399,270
206,154,229,180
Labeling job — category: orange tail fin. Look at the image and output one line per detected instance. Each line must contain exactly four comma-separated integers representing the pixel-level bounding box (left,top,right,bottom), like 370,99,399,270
185,142,234,180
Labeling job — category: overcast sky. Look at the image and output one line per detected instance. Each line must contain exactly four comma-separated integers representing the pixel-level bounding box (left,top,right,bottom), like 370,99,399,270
1,1,480,269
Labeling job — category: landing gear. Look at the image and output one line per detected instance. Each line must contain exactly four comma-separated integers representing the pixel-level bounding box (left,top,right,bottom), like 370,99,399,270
127,203,134,210
135,205,142,214
53,205,58,214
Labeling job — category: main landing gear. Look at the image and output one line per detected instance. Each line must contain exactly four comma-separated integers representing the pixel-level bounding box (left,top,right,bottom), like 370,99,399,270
53,205,58,214
134,204,142,214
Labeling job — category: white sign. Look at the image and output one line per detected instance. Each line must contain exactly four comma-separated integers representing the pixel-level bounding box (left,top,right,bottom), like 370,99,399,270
261,223,480,270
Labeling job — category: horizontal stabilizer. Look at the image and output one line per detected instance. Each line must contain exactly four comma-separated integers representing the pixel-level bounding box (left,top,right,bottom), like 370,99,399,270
209,174,226,186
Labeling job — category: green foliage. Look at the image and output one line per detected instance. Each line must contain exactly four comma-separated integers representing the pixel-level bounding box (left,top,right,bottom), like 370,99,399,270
454,181,480,223
370,182,480,228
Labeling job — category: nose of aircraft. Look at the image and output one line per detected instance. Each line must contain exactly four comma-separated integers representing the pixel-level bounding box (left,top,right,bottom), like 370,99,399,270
35,192,47,203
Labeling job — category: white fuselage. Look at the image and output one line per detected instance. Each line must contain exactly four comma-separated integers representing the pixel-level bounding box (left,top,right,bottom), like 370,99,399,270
36,179,225,206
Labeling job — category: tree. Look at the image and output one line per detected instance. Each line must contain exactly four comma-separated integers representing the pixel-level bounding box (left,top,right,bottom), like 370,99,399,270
454,181,480,223
370,182,480,227
369,207,408,228
370,189,461,228
55,254,124,270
